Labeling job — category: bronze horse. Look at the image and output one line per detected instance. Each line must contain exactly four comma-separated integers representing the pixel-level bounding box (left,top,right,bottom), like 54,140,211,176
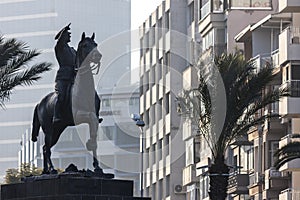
31,33,104,175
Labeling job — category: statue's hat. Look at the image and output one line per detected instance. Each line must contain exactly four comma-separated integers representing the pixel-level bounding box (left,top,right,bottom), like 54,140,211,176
55,23,71,40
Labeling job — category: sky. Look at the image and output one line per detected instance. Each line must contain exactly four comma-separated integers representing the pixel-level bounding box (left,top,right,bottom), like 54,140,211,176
131,0,163,30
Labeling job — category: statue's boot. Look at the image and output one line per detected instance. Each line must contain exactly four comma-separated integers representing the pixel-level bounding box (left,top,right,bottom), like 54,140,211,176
53,101,62,124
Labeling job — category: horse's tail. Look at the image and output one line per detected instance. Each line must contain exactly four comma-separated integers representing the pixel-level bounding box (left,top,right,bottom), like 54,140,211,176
31,104,40,142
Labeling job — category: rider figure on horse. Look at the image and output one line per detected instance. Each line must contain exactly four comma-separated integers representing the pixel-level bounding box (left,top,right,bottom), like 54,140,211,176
53,23,102,124
53,23,76,124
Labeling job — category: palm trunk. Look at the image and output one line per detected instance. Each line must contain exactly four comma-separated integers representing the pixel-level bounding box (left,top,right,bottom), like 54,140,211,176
208,155,229,200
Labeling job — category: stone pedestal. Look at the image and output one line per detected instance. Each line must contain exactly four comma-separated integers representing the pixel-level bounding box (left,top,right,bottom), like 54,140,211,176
1,175,150,200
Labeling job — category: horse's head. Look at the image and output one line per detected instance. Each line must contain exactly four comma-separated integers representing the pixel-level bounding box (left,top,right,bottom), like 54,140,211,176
76,32,102,74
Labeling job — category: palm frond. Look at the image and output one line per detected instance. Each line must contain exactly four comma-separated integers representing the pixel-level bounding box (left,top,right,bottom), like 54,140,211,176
0,36,52,107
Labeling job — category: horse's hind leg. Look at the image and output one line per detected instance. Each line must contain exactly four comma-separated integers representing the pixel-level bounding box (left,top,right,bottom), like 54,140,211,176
42,144,57,174
43,134,59,174
42,145,49,174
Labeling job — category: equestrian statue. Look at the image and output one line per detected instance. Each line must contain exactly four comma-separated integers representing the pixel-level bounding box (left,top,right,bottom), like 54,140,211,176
31,24,111,177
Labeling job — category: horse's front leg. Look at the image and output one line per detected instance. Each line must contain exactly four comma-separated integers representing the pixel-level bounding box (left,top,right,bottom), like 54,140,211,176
85,113,102,171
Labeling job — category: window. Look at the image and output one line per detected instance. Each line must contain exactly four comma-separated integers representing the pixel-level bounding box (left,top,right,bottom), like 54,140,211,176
291,65,300,80
200,0,210,19
145,148,149,169
150,68,155,87
165,11,170,30
194,137,201,163
198,0,201,21
102,99,111,107
230,0,271,9
164,51,170,73
165,93,170,114
157,139,162,161
213,0,224,12
152,144,156,164
165,175,170,197
186,139,194,165
269,141,279,167
157,58,163,81
152,183,156,200
290,65,300,97
157,99,163,121
188,2,194,25
149,26,155,47
158,180,163,200
246,147,254,170
129,97,139,106
200,176,209,199
202,29,214,51
150,106,156,125
164,135,170,156
157,18,162,39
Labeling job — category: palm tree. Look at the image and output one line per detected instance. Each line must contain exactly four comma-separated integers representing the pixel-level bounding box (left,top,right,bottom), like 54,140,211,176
179,53,287,200
0,36,51,107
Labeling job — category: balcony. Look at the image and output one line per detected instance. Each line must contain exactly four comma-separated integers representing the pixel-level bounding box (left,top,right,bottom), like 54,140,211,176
271,49,280,69
182,119,198,140
249,172,263,187
279,188,300,200
251,54,272,73
199,45,227,66
248,127,260,142
278,134,300,171
279,27,300,66
279,81,300,117
279,0,300,13
182,164,197,186
264,168,289,190
199,12,225,35
183,66,198,91
227,172,249,194
279,134,300,148
249,172,263,196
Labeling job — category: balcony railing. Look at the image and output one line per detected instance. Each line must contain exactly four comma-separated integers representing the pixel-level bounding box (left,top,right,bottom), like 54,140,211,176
199,44,227,65
279,188,300,200
227,171,249,194
264,167,289,190
279,134,300,148
271,49,280,68
265,167,281,178
281,80,300,97
279,26,300,65
250,54,272,73
249,172,263,186
182,164,197,186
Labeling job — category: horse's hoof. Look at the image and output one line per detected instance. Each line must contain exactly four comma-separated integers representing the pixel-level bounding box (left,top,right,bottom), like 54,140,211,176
31,136,37,142
94,169,114,179
50,169,58,174
42,170,50,175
